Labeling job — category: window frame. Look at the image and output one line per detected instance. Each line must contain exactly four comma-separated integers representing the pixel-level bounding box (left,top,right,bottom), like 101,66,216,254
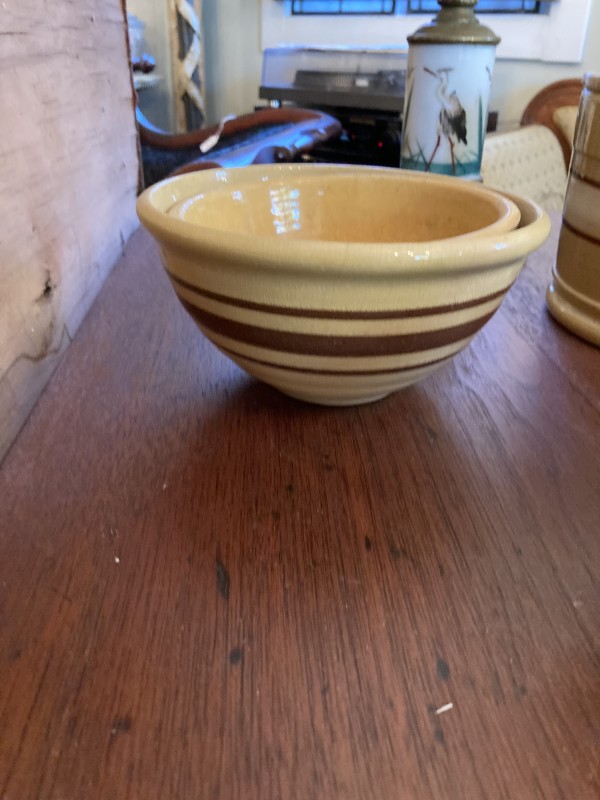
291,1,398,13
261,0,593,63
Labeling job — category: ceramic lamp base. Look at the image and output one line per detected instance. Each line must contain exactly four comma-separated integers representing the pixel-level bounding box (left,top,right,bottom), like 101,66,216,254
400,43,495,180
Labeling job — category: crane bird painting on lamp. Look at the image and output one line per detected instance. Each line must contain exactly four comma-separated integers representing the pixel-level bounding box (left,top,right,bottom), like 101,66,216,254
400,0,499,180
423,67,468,172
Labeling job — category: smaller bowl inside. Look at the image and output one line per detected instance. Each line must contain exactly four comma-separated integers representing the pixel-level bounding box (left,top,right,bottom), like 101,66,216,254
167,167,520,244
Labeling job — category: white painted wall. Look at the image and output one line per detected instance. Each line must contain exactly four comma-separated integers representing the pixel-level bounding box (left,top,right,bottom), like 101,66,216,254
132,1,599,130
127,0,175,130
491,0,600,130
203,0,600,130
203,0,263,125
262,0,593,63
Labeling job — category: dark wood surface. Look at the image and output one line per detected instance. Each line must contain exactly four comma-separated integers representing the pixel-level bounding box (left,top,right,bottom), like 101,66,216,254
1,214,599,800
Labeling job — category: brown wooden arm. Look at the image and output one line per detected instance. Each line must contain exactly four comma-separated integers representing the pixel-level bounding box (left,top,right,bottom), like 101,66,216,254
137,106,342,159
520,78,583,169
172,117,342,174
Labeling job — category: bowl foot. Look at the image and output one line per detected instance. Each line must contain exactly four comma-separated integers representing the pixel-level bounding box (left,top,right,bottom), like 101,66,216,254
279,389,392,407
215,343,450,406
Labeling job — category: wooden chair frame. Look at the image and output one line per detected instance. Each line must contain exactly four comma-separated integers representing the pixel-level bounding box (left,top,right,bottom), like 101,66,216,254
520,78,583,169
136,106,342,182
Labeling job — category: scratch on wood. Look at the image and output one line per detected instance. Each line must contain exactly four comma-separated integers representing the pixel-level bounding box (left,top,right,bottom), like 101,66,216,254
216,559,230,601
110,715,133,738
436,658,450,682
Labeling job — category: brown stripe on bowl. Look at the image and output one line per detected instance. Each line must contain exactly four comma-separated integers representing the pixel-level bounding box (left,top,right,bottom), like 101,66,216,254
169,271,510,321
216,349,457,406
179,299,497,359
218,346,454,377
170,274,511,345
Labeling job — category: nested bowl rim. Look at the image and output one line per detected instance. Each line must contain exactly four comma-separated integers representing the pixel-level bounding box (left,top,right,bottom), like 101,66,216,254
136,164,550,276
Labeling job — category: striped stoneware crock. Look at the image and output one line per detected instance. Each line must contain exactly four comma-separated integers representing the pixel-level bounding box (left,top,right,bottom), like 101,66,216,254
137,165,548,405
547,73,600,347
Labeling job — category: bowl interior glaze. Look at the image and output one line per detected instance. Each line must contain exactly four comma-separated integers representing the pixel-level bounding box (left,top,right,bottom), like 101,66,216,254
166,167,520,243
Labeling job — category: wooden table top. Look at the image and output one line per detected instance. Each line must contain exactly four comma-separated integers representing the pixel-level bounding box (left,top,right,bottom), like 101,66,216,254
1,213,599,800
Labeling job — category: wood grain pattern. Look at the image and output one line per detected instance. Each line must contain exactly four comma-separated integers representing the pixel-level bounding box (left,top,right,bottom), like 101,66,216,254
0,0,139,460
1,215,599,800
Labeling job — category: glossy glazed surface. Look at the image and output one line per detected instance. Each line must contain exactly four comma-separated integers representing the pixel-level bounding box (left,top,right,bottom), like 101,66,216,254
166,167,520,242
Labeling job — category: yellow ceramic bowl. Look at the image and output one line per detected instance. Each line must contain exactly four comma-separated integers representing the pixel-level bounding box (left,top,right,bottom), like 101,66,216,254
137,165,549,406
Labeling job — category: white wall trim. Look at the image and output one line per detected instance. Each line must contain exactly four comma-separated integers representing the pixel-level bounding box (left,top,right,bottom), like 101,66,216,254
261,0,592,64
